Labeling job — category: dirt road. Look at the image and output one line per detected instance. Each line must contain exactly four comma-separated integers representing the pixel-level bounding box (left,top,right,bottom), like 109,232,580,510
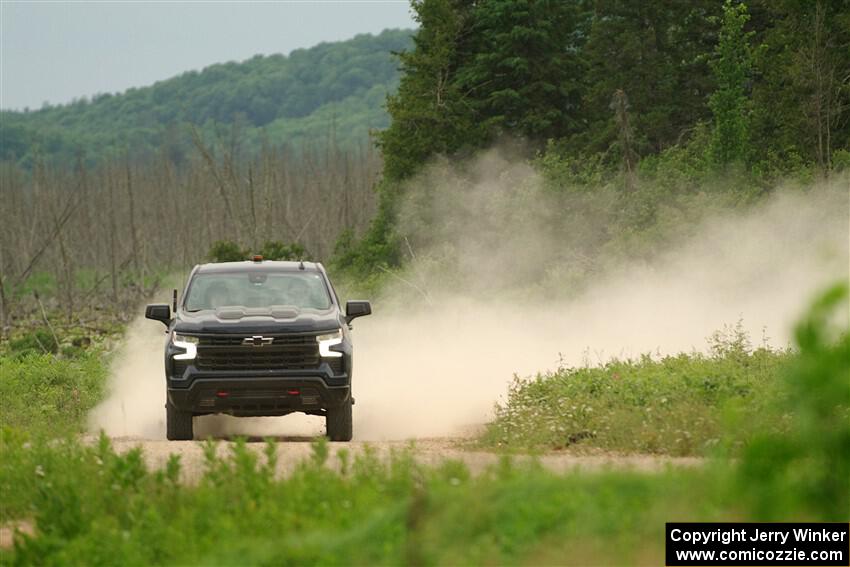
102,436,701,484
87,316,701,482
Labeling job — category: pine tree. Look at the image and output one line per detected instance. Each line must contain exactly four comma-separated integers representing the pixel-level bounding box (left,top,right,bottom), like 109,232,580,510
579,0,719,155
376,0,481,182
456,0,587,142
708,0,754,166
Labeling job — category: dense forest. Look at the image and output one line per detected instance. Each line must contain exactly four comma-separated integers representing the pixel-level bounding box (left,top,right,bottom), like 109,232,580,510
0,29,412,166
377,0,849,177
335,0,850,279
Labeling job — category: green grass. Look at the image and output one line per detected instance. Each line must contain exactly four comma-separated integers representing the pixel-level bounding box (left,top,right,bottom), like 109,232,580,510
479,323,791,456
0,352,108,437
480,353,789,456
0,288,129,437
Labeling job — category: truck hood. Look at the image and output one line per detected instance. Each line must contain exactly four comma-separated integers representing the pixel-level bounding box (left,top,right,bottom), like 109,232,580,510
173,306,342,335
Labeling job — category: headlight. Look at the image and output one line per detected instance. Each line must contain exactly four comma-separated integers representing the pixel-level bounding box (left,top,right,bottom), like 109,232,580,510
316,328,343,358
173,333,199,345
172,332,198,360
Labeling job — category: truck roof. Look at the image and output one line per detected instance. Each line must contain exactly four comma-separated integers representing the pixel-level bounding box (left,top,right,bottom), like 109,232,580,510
194,260,321,273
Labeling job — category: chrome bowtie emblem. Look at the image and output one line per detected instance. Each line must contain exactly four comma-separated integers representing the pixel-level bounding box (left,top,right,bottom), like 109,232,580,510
244,335,273,347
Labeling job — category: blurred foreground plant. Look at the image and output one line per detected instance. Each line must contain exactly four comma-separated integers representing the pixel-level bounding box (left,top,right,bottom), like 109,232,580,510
737,283,849,520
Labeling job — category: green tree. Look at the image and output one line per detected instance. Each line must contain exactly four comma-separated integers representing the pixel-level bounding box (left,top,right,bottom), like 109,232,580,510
456,0,587,142
350,0,481,277
377,0,482,183
749,0,850,173
378,0,591,183
708,0,754,166
579,0,719,156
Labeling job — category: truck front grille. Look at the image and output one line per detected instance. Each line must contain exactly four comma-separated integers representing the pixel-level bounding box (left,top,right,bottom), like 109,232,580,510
195,333,321,371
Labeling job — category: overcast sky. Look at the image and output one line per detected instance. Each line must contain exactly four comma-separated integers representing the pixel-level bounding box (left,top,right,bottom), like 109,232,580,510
0,1,415,110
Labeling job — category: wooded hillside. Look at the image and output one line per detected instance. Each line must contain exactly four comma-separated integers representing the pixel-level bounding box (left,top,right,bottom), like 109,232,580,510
0,29,412,166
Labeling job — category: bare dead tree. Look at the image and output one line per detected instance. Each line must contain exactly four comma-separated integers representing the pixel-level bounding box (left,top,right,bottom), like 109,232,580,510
107,166,119,307
190,124,241,241
611,89,638,192
126,157,142,277
0,127,380,333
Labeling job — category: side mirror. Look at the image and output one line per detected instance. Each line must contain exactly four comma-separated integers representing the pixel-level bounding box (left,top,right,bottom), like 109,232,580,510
145,303,172,326
345,300,371,323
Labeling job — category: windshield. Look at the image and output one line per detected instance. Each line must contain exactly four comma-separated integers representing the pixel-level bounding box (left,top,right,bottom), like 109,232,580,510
184,271,332,311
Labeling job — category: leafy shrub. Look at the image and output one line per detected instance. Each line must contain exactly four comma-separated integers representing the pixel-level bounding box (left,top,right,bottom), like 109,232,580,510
207,240,309,263
535,141,610,190
8,329,58,357
831,149,850,172
736,283,849,520
257,240,307,261
207,240,245,262
329,191,403,291
481,329,789,456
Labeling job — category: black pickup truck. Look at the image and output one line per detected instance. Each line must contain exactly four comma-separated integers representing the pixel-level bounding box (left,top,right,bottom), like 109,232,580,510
145,257,371,441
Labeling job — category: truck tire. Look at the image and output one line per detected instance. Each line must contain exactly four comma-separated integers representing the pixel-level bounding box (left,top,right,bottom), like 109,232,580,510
166,401,194,441
326,397,353,442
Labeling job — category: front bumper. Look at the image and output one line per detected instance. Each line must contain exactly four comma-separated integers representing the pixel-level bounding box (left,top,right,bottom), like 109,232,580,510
168,375,350,417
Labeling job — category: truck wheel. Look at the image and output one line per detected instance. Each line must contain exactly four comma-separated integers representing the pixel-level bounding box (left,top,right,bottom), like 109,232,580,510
166,401,194,441
326,397,353,442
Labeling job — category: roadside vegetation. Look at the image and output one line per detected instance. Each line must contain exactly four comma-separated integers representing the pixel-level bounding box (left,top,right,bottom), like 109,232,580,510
1,285,846,565
0,352,107,437
481,326,791,456
0,433,717,565
0,311,119,436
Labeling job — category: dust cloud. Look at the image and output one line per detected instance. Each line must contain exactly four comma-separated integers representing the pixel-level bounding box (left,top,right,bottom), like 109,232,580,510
88,316,169,439
90,151,849,441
